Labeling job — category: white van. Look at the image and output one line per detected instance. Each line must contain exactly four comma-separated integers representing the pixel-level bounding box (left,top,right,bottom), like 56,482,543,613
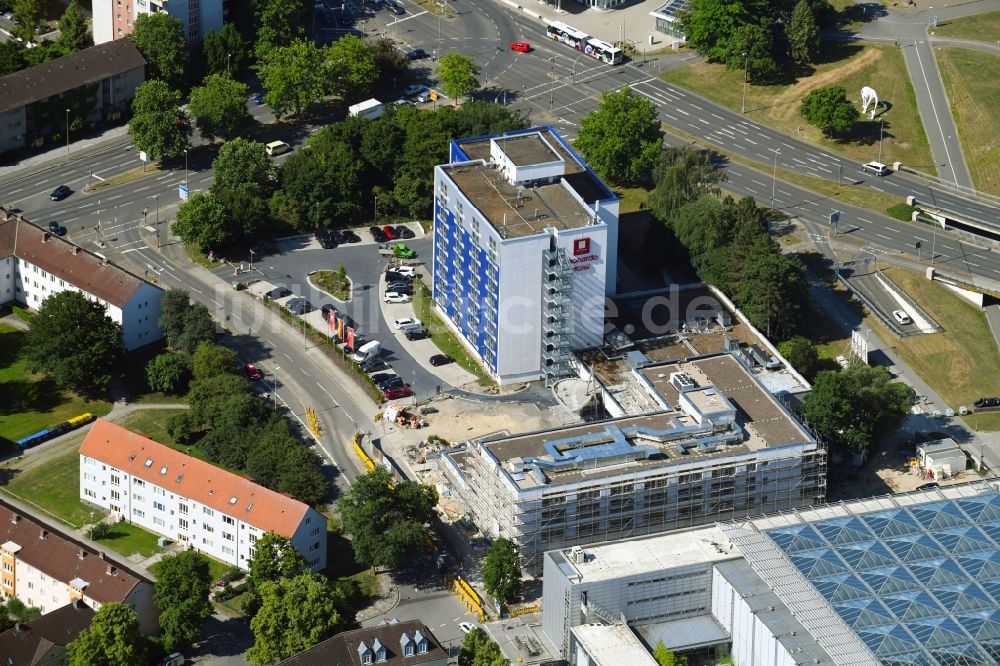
892,310,912,325
861,161,890,176
352,340,382,363
265,140,291,156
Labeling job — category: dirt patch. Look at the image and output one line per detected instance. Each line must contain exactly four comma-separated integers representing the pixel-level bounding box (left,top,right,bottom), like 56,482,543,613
768,48,883,123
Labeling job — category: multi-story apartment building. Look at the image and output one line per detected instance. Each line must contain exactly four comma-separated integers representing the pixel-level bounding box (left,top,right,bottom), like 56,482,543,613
440,352,826,573
0,500,158,635
0,210,164,351
79,419,327,572
92,0,224,44
0,600,94,665
0,41,145,155
432,126,619,385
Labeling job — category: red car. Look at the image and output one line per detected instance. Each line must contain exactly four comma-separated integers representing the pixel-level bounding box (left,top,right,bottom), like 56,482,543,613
383,224,399,240
383,386,413,399
244,361,262,380
510,41,530,53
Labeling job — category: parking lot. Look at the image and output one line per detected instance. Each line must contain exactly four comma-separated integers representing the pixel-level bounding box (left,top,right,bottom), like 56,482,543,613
221,223,477,400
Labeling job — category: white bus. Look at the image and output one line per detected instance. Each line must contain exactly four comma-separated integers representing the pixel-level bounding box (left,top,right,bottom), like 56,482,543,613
545,21,624,64
584,37,623,65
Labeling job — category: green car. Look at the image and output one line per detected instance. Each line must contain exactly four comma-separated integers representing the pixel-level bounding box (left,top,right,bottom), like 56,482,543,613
393,243,416,259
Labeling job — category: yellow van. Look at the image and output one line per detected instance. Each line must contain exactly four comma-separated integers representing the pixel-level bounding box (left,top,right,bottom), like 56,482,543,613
265,140,291,156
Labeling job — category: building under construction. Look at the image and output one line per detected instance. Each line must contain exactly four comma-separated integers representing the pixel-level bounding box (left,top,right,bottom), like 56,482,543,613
439,352,826,573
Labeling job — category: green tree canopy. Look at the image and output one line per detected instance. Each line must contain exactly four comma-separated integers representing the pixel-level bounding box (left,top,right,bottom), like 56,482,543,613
145,352,191,394
789,0,821,64
458,628,506,666
57,0,92,53
191,341,238,380
436,52,481,103
735,252,809,341
189,74,252,141
67,603,144,666
482,538,521,605
801,366,913,456
212,138,277,193
172,191,232,249
326,34,377,99
252,0,309,61
11,0,42,44
339,466,438,569
679,0,771,62
25,291,122,394
650,147,726,223
129,13,189,89
157,289,216,353
574,86,663,186
778,336,819,379
0,41,26,77
257,39,329,117
248,532,308,590
653,640,689,666
724,22,778,83
800,85,859,137
203,23,247,76
153,551,214,651
128,80,191,161
246,573,344,666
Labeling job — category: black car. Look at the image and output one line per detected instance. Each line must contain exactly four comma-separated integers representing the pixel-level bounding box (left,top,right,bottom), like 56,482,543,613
49,185,71,201
372,373,404,389
385,271,411,283
369,226,388,242
285,298,312,315
395,225,415,239
405,327,429,341
406,48,426,61
387,282,412,294
388,2,404,14
361,358,388,373
265,287,292,299
341,230,361,243
430,354,454,366
316,231,335,249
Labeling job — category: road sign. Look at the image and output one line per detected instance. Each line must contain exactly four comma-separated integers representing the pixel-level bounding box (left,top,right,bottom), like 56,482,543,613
179,184,189,201
829,210,840,226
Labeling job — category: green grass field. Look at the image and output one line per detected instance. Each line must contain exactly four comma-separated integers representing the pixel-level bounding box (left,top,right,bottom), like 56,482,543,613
0,448,101,528
876,267,1000,431
93,521,164,559
933,10,1000,41
935,48,1000,195
411,280,495,388
661,44,934,173
0,324,112,446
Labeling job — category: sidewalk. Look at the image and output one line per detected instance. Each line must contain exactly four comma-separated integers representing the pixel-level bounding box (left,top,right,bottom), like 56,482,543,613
0,125,131,184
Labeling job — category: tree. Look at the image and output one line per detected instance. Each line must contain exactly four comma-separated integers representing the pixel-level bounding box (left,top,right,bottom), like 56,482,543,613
128,80,191,161
252,0,309,61
158,289,193,348
247,532,308,590
177,303,217,354
800,85,859,137
57,0,92,53
191,341,238,380
724,22,778,83
188,74,252,141
257,39,329,117
801,366,913,457
650,147,726,223
326,34,377,99
458,628,506,666
129,13,189,89
778,336,818,379
483,538,521,605
212,138,276,193
436,52,481,104
679,0,771,62
653,640,689,666
145,353,191,394
67,603,144,666
338,467,438,569
575,86,663,186
788,0,821,64
203,23,246,76
0,41,26,77
371,37,409,90
172,191,232,249
154,551,213,651
25,291,122,394
246,573,344,666
735,252,808,341
157,289,217,353
11,0,42,44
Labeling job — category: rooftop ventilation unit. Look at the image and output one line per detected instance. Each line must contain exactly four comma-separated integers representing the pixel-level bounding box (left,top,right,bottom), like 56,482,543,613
670,372,697,392
570,545,587,564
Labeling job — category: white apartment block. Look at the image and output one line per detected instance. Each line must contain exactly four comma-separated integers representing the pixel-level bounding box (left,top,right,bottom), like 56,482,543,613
93,0,224,44
0,501,158,635
80,419,327,572
0,210,164,351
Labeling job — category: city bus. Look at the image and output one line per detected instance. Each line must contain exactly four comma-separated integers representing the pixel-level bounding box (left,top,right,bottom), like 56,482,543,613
545,21,624,65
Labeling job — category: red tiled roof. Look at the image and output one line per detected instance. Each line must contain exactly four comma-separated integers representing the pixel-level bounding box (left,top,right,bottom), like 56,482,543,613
79,420,310,537
2,212,147,307
0,501,147,605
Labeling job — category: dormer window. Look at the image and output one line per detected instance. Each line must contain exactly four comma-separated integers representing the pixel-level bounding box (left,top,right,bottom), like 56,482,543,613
414,629,428,654
373,637,386,662
400,631,414,657
358,640,372,665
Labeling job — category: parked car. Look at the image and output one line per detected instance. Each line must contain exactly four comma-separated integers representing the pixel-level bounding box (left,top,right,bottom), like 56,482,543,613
510,41,531,53
406,48,426,60
384,291,411,303
395,225,415,239
459,622,477,634
430,354,454,366
404,83,424,96
370,226,388,242
892,309,912,325
916,482,940,490
385,271,410,283
265,287,292,299
382,224,399,240
158,653,185,666
285,297,312,314
384,385,413,399
49,185,71,201
361,358,388,373
405,327,429,341
387,1,405,14
416,90,432,103
393,317,422,329
341,229,361,243
392,265,416,277
387,282,412,294
47,220,60,233
244,361,262,380
373,374,404,389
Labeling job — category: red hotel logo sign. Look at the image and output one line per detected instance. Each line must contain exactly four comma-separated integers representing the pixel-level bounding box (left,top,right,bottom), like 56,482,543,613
569,237,599,271
573,238,591,256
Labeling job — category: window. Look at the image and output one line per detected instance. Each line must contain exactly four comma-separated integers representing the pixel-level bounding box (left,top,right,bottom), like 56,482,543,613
132,508,145,519
203,507,214,517
178,504,188,515
202,538,213,547
418,642,427,654
133,479,145,488
405,645,414,657
134,494,144,503
221,545,234,556
223,516,234,525
110,490,120,501
362,654,372,665
309,541,320,552
110,474,120,486
83,472,96,483
153,486,165,496
204,525,214,534
153,501,165,511
222,532,234,542
153,516,166,527
178,518,188,529
310,527,321,537
84,488,96,498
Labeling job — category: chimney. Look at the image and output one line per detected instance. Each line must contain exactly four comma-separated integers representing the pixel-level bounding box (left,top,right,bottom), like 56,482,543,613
98,551,105,560
106,565,117,576
10,514,19,525
73,599,84,610
43,232,50,242
39,530,47,540
13,623,23,635
101,258,109,266
73,246,80,255
77,548,86,560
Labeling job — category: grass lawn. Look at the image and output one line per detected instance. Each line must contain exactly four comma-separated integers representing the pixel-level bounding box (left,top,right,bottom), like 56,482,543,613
312,268,352,301
0,449,101,528
935,48,1000,195
150,552,232,583
612,185,651,214
933,10,1000,41
661,44,935,173
122,343,189,405
411,279,496,388
0,324,112,446
114,409,225,466
875,267,1000,431
93,521,164,559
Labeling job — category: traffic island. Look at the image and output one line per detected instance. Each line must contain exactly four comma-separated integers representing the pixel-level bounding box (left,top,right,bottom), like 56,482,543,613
309,267,353,302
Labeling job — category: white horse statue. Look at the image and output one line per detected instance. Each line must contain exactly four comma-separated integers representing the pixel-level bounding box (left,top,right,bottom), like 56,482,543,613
861,86,880,120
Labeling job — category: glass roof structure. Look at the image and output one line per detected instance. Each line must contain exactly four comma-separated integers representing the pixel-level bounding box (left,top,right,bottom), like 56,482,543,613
763,492,1000,666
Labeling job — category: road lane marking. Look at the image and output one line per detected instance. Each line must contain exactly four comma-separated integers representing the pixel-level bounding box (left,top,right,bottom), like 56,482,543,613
875,233,892,240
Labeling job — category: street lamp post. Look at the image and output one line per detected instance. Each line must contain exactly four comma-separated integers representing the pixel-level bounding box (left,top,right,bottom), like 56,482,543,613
142,207,148,228
227,52,231,75
374,194,378,223
152,195,160,247
249,249,255,276
771,149,780,210
273,366,280,410
878,118,887,164
184,149,189,187
741,52,748,114
65,108,70,158
572,54,583,84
